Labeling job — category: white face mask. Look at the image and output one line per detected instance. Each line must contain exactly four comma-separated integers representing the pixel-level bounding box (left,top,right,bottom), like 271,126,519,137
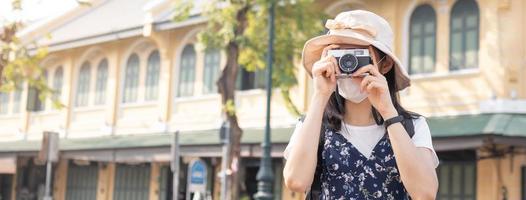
337,78,368,103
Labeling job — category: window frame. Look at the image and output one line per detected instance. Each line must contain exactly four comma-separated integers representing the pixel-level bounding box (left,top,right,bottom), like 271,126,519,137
122,53,140,103
75,62,92,107
408,4,437,75
94,59,109,105
0,92,9,115
12,85,22,114
236,66,266,91
436,160,477,200
113,164,151,200
66,162,99,199
52,66,64,108
449,0,480,71
177,44,197,97
33,70,49,112
145,50,160,101
203,48,221,94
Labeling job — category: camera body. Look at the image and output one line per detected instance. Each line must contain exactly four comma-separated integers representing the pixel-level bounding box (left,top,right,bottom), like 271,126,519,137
327,49,371,74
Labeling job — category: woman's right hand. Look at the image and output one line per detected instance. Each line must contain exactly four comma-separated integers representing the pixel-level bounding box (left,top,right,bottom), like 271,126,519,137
312,44,340,99
285,46,340,192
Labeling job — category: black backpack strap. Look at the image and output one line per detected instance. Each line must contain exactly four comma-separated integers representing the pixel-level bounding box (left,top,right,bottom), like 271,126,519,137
385,116,415,139
401,116,415,138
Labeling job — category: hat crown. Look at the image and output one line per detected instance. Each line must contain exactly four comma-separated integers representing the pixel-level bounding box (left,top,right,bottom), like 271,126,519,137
329,10,394,50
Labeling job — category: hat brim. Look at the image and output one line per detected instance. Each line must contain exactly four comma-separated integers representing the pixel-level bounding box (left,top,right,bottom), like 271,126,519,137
301,31,411,91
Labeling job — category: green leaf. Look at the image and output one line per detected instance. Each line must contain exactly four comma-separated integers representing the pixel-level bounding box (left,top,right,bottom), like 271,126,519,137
172,0,194,22
172,0,324,116
223,99,236,117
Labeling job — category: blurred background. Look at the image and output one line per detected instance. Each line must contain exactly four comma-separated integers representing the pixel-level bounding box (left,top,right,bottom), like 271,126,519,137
0,0,525,200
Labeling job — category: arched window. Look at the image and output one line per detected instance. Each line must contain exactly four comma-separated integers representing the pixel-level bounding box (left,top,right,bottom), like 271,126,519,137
76,62,91,107
177,45,196,97
123,53,140,103
409,4,436,74
450,0,479,70
145,50,160,101
12,86,22,113
53,67,63,102
95,59,108,105
236,67,266,90
33,71,48,111
203,48,221,94
0,92,8,114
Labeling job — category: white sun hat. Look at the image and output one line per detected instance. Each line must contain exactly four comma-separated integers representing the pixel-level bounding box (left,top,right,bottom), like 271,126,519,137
301,10,410,91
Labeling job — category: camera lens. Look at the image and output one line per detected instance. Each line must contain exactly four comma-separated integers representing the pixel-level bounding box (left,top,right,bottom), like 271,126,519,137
339,53,358,73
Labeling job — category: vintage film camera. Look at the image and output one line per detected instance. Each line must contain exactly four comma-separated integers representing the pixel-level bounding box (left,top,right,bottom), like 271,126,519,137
327,48,372,78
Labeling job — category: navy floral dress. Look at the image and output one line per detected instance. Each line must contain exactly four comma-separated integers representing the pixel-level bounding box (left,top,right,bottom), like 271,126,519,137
319,128,410,200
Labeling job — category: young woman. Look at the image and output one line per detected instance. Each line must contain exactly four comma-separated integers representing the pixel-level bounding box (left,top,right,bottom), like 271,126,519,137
283,10,439,200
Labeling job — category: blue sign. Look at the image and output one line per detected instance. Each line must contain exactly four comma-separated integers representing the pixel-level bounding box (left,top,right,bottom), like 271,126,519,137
190,160,206,184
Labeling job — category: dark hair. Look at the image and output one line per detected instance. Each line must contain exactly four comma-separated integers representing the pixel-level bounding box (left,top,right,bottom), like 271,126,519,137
323,49,420,131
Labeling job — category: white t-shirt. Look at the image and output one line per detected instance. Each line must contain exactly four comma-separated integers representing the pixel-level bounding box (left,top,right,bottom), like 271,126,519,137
283,116,439,168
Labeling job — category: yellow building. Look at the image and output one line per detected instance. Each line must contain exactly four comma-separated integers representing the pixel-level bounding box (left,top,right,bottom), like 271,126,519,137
0,0,525,200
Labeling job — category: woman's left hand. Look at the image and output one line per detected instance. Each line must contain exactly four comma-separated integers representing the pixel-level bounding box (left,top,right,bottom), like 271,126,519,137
351,65,398,119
